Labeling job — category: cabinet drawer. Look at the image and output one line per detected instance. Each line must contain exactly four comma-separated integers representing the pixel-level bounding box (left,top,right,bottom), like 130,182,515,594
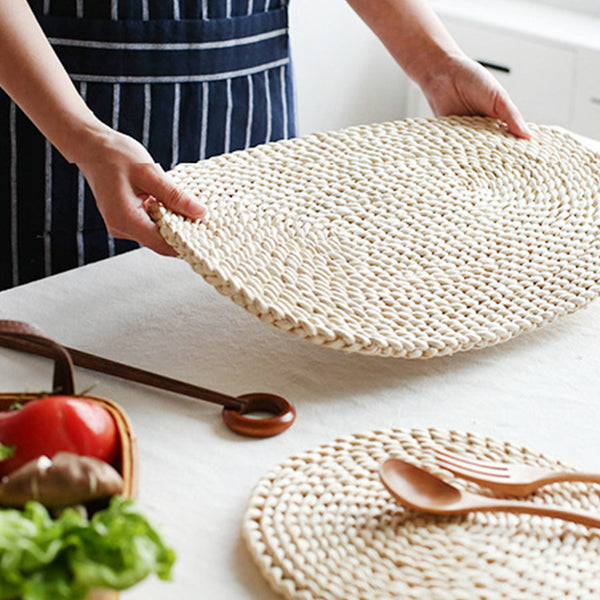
571,49,600,139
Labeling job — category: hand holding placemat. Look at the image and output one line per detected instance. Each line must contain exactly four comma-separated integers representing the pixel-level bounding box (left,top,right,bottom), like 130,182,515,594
151,116,600,358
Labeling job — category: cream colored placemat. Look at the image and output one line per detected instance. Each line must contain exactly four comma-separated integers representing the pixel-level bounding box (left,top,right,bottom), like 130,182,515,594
242,428,600,600
152,116,600,358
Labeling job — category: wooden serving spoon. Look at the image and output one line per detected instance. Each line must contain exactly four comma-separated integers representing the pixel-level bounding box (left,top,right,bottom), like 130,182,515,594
0,320,295,438
379,458,600,528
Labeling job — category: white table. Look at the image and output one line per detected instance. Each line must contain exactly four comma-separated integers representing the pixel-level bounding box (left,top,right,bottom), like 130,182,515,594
1,134,599,599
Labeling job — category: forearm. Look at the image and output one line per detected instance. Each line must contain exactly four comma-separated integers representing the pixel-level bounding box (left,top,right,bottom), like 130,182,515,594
345,0,462,87
0,0,109,163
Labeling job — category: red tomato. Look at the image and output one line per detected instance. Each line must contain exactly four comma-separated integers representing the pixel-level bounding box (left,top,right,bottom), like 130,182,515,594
0,396,118,477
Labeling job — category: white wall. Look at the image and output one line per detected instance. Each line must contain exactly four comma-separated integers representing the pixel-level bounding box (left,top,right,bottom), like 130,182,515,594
288,1,410,136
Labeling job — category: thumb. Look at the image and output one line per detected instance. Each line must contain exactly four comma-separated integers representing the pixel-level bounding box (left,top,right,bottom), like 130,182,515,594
138,163,207,220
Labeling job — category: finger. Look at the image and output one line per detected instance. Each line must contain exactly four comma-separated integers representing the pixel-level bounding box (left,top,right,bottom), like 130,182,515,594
135,163,207,220
116,225,178,257
107,206,179,257
493,93,532,140
137,232,179,257
111,223,178,256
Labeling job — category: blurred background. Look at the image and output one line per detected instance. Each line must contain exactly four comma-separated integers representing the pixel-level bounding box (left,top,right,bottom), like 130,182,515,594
289,0,600,139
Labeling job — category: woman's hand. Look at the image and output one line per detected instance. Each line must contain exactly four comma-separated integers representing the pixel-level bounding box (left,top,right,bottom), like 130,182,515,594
346,0,531,139
77,127,207,256
0,1,206,257
419,53,531,139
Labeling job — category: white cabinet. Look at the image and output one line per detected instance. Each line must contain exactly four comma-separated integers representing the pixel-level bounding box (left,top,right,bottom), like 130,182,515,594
406,0,600,140
572,50,600,139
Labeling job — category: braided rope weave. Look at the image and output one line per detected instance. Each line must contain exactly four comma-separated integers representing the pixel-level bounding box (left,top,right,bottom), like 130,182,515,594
243,428,600,600
152,117,600,358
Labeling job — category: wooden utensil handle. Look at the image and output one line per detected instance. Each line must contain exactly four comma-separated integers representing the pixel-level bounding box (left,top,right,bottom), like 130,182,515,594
0,320,244,410
485,499,600,529
64,346,244,410
63,350,296,437
0,320,296,438
537,472,600,487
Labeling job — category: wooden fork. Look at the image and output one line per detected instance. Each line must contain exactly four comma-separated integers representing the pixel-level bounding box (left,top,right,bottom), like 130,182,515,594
433,447,600,497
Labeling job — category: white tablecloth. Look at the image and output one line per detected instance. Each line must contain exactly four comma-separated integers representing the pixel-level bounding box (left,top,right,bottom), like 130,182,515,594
1,131,599,599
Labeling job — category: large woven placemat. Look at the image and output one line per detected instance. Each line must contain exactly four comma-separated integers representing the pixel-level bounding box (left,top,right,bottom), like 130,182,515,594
243,428,600,600
152,116,600,358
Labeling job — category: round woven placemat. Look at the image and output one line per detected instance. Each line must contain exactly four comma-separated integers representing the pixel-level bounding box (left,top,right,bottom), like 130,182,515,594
152,116,600,358
243,428,600,600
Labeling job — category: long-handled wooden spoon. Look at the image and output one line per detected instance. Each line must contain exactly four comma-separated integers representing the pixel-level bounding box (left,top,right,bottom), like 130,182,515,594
0,320,295,438
379,458,600,528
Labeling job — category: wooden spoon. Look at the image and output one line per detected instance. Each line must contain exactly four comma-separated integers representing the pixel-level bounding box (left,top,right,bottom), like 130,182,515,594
0,320,295,438
379,458,600,528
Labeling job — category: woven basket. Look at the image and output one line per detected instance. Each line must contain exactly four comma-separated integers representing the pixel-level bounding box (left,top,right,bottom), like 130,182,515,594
0,322,139,600
0,394,138,503
153,116,600,358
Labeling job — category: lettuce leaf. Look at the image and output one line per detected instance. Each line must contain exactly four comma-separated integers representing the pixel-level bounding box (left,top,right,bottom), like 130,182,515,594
0,443,15,461
0,496,175,600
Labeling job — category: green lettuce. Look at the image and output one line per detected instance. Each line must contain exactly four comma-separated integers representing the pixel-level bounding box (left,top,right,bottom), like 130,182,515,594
0,496,175,600
0,443,15,461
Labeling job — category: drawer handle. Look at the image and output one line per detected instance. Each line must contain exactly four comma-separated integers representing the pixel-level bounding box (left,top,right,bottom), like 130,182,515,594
477,60,511,74
591,97,600,106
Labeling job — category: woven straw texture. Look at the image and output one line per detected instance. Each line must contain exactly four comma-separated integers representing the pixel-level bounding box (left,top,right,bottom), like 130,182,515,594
243,428,600,600
152,116,600,358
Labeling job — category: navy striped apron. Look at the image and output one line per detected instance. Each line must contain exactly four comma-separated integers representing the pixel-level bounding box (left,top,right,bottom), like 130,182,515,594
0,0,296,290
